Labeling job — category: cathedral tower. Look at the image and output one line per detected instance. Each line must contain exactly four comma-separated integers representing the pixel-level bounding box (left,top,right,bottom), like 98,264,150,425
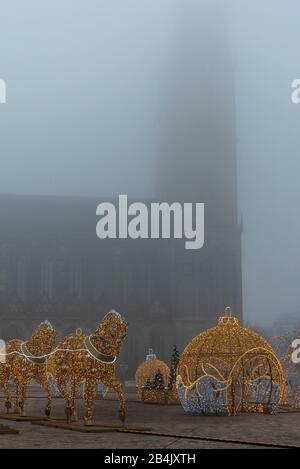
157,0,242,342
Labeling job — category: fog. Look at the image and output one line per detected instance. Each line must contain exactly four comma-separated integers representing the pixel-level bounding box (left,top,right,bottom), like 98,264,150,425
0,0,299,327
233,1,300,326
0,0,175,198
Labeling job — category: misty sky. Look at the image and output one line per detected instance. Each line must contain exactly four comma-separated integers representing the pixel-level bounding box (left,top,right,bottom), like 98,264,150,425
0,0,300,325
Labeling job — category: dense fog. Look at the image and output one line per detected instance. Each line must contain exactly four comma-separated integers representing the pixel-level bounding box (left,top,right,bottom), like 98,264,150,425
0,0,299,327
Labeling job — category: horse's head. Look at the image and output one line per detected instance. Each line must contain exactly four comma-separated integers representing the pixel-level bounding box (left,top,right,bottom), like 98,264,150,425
27,320,57,356
91,310,128,357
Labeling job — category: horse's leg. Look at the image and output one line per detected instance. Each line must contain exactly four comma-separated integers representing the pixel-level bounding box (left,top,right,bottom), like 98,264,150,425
56,377,72,423
71,378,78,421
0,365,12,413
13,380,18,413
104,376,126,423
13,377,21,414
83,379,96,426
13,360,25,414
37,373,52,417
44,375,52,417
2,378,12,413
17,378,28,416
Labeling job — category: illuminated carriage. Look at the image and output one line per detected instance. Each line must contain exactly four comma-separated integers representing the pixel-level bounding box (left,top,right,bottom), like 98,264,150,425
177,307,284,415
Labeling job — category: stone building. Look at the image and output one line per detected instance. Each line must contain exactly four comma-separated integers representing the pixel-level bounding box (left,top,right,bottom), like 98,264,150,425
0,193,242,378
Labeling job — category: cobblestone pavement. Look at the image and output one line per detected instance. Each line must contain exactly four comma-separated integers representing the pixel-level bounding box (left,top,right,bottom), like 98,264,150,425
0,391,299,449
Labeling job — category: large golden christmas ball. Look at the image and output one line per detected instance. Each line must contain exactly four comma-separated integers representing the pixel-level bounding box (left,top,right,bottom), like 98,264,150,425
177,308,284,415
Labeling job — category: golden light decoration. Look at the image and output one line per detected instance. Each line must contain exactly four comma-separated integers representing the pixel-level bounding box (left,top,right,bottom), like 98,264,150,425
135,349,170,403
270,333,300,408
268,336,292,406
0,320,57,415
177,307,285,416
46,310,128,425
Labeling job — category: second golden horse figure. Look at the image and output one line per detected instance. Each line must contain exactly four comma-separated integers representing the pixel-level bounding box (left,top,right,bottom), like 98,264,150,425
46,310,128,425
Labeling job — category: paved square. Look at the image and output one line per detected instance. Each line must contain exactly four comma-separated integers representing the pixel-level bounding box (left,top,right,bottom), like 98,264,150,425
0,388,299,448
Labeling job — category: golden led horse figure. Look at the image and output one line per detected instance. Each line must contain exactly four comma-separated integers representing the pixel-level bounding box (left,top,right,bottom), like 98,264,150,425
46,311,128,425
4,321,57,415
0,342,12,412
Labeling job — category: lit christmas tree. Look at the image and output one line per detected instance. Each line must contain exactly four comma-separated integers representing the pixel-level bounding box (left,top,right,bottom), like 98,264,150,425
144,378,152,389
153,369,165,390
168,344,180,389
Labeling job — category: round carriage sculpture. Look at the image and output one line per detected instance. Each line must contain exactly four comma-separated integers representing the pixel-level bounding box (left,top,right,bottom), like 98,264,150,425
135,349,170,403
177,307,285,415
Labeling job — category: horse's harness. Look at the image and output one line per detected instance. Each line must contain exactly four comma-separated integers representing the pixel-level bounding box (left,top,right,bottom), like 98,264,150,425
84,336,116,364
20,342,47,365
20,336,116,365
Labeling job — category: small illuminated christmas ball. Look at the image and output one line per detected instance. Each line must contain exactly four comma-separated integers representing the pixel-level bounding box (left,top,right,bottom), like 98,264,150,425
135,349,170,401
177,307,284,416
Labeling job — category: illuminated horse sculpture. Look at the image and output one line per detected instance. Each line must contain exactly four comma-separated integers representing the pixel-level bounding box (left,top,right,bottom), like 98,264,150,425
0,343,12,412
46,311,128,425
2,321,57,415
